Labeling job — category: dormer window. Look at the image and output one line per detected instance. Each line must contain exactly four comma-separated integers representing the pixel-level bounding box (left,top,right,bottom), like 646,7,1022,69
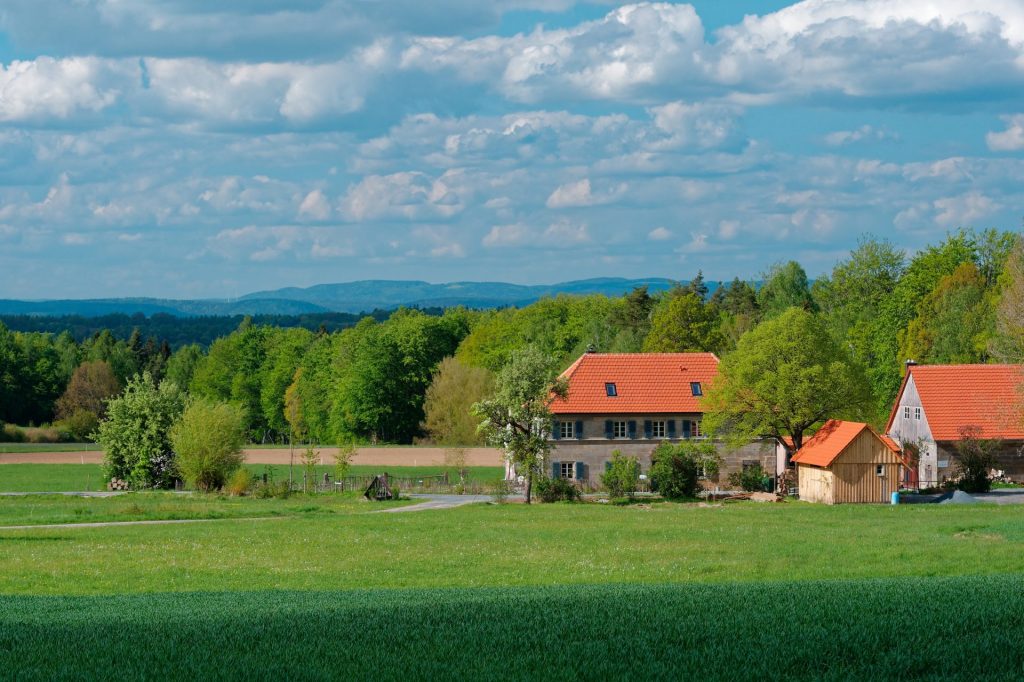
690,382,703,397
605,383,617,397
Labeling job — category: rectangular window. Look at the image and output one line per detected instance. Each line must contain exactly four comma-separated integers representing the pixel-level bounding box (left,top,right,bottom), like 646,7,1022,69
914,407,922,420
652,421,666,438
875,464,885,477
690,382,703,396
560,461,575,480
691,420,702,438
903,406,910,419
605,383,617,397
559,421,574,439
613,421,627,438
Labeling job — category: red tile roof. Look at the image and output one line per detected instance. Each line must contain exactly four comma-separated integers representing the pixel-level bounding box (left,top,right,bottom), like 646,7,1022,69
550,352,719,414
884,364,1024,441
880,435,902,454
790,420,886,468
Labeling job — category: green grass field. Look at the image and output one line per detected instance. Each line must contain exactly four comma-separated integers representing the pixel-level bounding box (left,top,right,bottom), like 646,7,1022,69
0,463,503,492
2,490,1024,678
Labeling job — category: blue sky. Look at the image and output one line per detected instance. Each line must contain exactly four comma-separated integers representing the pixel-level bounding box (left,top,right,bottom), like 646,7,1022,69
1,1,1023,299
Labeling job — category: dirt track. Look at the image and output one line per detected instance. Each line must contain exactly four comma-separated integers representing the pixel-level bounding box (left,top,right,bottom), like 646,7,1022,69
0,447,504,467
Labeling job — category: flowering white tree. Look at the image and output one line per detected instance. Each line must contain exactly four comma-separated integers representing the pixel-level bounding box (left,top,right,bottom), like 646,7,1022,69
473,346,567,504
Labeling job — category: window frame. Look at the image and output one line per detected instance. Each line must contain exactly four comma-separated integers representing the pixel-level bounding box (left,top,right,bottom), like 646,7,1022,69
651,420,666,439
914,407,922,421
903,406,910,419
559,421,574,439
560,461,575,480
690,382,703,397
612,421,627,438
691,420,702,438
605,383,617,397
875,464,885,477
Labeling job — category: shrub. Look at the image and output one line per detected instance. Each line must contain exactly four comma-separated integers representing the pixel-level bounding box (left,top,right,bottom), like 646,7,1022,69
490,478,512,503
649,440,721,500
602,450,640,498
226,468,253,497
954,426,999,493
334,441,355,489
96,373,185,489
170,398,247,492
535,476,581,503
0,424,26,443
58,409,99,442
728,464,767,492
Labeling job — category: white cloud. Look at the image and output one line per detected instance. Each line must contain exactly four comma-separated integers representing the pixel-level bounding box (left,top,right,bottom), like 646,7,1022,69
824,125,896,147
340,171,464,221
0,57,129,122
298,189,331,220
648,226,672,241
718,220,739,239
483,223,532,247
933,191,1000,227
543,219,589,244
546,178,593,209
987,114,1024,151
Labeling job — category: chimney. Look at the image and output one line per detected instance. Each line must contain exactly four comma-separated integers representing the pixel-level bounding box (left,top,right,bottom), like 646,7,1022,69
905,359,917,369
586,344,597,354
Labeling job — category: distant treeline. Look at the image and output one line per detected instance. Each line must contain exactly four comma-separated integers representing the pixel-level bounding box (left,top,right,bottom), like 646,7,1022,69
0,309,440,348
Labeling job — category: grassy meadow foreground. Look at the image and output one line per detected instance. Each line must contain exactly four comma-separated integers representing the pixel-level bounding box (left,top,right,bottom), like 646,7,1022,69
2,493,1024,679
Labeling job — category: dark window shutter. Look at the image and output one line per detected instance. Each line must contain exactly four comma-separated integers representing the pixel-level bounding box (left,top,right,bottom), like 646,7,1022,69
605,420,613,439
552,420,560,440
575,420,584,440
605,460,612,472
575,461,585,481
667,420,676,438
552,461,560,479
683,420,692,439
644,420,653,439
627,420,637,439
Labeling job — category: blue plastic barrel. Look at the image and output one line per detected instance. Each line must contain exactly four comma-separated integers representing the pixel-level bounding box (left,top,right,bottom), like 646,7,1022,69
891,491,900,505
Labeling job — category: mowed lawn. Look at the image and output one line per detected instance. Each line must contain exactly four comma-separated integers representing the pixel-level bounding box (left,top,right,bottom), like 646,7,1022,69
3,499,1024,679
0,463,503,492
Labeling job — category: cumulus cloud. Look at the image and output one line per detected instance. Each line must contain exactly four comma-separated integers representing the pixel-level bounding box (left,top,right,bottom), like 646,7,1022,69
648,226,672,240
933,191,1000,227
987,114,1024,151
340,171,464,221
298,189,332,220
0,57,130,122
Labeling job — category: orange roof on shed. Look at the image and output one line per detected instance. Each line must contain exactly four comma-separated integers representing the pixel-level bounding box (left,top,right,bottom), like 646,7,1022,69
550,352,719,414
790,420,881,468
884,364,1024,441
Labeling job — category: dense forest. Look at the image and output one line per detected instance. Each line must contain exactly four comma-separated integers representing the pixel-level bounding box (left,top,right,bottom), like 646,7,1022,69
2,229,1022,446
0,309,408,348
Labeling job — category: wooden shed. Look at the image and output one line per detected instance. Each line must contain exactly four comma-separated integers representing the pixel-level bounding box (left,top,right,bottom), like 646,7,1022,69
792,420,903,504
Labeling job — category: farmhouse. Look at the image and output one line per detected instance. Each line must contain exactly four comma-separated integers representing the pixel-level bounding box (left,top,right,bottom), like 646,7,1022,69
791,420,904,504
885,363,1024,487
544,350,775,486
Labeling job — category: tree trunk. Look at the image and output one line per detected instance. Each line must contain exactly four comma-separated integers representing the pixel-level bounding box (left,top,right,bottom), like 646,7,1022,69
525,472,533,504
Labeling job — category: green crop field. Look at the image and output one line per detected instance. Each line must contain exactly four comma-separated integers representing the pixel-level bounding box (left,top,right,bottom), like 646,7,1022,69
2,496,1024,679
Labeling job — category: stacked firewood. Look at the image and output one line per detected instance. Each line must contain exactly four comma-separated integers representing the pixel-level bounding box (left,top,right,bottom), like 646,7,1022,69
107,478,130,491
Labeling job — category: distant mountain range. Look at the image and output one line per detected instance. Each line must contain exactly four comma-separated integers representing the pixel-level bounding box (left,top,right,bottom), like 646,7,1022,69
0,277,703,317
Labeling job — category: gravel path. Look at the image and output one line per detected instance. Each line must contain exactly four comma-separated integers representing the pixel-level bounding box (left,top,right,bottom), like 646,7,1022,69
377,494,500,513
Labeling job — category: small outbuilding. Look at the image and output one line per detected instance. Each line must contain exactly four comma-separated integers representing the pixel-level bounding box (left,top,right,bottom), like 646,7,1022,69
792,420,903,504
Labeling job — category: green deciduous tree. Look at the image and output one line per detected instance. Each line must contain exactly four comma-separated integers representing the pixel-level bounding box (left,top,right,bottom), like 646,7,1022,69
473,345,567,504
899,262,992,365
757,261,816,319
990,235,1024,362
703,308,869,451
164,344,203,392
170,398,247,492
643,291,725,353
96,372,185,489
422,357,495,446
